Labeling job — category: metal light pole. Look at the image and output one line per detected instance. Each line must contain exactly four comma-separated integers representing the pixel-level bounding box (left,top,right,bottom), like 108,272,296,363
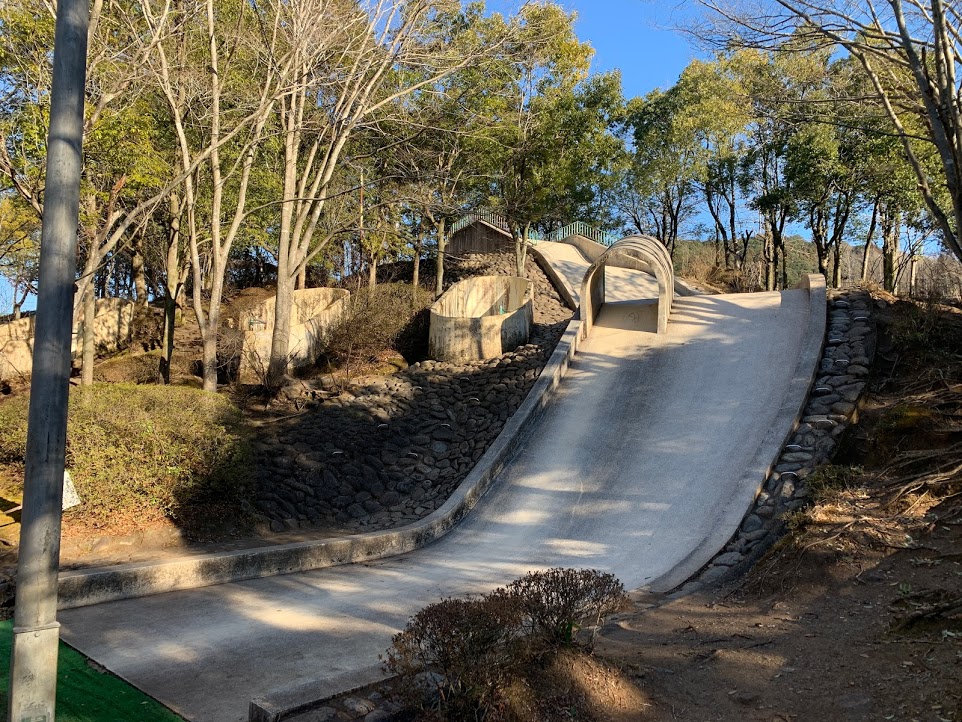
7,0,89,719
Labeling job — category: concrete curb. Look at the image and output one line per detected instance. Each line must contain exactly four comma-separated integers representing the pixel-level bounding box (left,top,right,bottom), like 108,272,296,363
644,274,828,593
57,318,584,610
249,664,387,722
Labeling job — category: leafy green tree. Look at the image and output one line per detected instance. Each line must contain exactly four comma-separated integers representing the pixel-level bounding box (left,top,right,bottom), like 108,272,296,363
697,0,962,269
484,5,625,274
677,57,754,269
620,87,700,256
1,0,174,382
264,0,513,387
0,196,39,319
736,49,811,290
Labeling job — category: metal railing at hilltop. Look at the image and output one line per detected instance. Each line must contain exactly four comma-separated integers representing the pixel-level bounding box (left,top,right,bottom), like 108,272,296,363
545,221,618,246
449,211,618,246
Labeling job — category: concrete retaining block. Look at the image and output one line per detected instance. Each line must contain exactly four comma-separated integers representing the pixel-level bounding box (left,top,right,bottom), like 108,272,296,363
0,298,134,379
428,276,533,362
235,288,349,383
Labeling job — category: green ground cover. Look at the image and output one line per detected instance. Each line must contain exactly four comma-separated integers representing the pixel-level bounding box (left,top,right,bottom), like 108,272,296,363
0,620,182,721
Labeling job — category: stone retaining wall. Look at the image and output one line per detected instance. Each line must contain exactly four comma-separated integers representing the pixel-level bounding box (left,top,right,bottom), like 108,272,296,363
251,254,572,534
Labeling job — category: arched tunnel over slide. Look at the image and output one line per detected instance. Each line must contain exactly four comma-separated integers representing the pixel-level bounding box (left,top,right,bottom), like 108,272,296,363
580,235,675,336
59,246,827,722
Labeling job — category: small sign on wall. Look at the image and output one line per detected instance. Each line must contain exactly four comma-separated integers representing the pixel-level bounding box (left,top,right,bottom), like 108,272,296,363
62,470,81,510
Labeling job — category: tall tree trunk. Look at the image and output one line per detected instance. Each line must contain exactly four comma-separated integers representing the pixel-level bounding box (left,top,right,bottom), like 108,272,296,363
161,193,181,385
832,241,842,288
434,217,447,297
861,196,879,282
175,279,185,325
267,92,301,390
412,238,422,299
778,236,787,290
270,274,294,387
81,284,96,385
199,267,225,393
131,229,147,312
514,222,530,277
368,249,377,289
883,219,897,293
815,244,829,281
763,218,775,292
296,264,306,290
78,239,105,386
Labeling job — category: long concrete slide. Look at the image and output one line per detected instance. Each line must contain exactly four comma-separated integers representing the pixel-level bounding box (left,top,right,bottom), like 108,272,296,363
58,239,826,722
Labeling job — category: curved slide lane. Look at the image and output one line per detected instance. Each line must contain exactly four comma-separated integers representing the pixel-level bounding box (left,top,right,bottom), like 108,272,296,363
59,287,820,722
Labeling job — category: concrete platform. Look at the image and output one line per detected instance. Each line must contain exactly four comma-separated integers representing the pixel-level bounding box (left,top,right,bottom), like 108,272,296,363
59,286,819,722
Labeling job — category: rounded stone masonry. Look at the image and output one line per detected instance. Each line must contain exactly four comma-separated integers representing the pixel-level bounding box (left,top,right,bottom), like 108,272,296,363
429,275,533,362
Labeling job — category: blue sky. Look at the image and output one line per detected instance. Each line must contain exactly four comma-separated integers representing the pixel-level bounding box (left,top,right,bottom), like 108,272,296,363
489,0,703,98
566,1,702,98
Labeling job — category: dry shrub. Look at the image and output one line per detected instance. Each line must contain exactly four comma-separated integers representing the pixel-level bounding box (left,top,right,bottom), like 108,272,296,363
384,568,629,720
804,464,863,504
888,298,962,370
678,253,728,289
0,383,253,527
324,283,432,368
385,592,526,720
93,351,162,384
507,568,629,647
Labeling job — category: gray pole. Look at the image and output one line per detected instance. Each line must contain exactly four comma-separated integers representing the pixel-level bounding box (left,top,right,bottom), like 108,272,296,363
7,0,89,719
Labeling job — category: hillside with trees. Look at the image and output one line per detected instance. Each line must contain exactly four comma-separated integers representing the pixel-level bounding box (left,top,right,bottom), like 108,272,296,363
4,1,962,391
2,0,962,718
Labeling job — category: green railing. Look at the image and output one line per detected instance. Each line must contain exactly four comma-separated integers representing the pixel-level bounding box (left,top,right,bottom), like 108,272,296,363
450,212,617,246
546,221,619,246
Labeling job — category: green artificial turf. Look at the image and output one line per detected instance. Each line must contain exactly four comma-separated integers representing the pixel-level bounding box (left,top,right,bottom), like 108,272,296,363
0,620,183,721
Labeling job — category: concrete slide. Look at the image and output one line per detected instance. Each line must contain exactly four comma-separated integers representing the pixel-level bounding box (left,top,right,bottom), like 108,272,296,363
533,240,664,304
58,269,820,722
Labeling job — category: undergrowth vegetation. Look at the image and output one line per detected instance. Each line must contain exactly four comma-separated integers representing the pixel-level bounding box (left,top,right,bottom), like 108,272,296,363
324,282,432,371
749,296,962,588
0,383,253,530
385,568,629,721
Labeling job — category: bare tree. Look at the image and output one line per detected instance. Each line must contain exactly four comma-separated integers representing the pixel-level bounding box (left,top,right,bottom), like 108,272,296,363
264,0,512,388
138,0,305,391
